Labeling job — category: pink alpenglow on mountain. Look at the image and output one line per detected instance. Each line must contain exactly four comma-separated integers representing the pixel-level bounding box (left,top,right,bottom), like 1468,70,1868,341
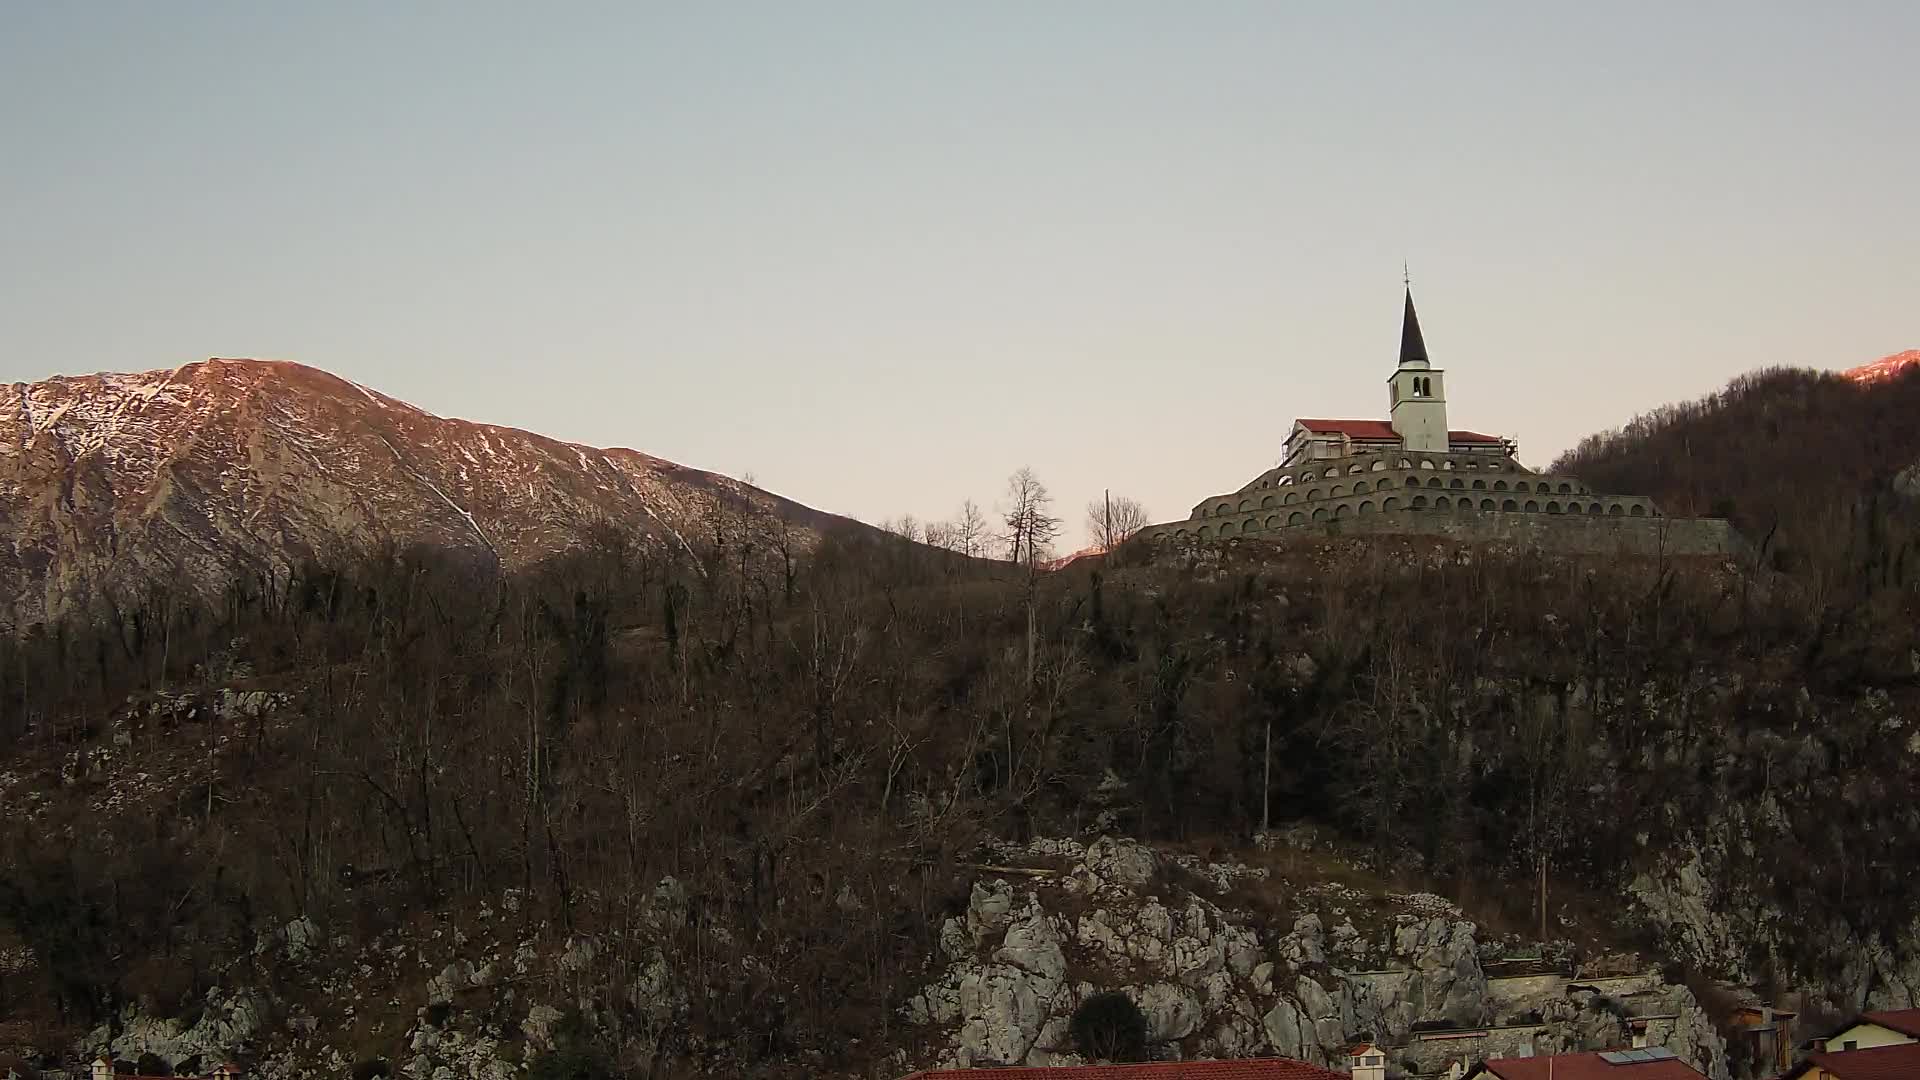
0,358,854,627
1844,350,1920,384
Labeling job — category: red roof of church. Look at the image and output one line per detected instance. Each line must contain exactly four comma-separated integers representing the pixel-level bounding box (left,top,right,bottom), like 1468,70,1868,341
1479,1051,1706,1080
897,1060,1345,1080
1294,419,1505,444
1789,1042,1920,1079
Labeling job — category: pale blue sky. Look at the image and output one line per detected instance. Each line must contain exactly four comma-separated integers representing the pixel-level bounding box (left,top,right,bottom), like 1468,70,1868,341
3,3,1915,544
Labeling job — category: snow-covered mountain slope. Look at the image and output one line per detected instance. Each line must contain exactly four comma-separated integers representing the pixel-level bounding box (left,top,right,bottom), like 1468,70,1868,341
1843,349,1920,383
0,358,852,626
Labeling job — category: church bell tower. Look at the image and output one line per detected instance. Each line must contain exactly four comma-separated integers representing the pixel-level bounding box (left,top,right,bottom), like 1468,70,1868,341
1388,287,1448,453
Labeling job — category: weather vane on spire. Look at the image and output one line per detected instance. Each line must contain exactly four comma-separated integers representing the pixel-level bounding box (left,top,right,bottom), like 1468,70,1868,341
1403,260,1411,288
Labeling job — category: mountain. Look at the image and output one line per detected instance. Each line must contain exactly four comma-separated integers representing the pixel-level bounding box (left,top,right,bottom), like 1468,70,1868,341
0,358,854,627
1844,349,1920,384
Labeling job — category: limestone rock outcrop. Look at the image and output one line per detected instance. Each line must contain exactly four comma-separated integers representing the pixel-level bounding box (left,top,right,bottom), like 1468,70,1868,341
902,836,1725,1077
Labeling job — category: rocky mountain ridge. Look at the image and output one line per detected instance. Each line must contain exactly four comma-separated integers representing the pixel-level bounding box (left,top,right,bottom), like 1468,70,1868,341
0,358,854,628
1842,350,1920,384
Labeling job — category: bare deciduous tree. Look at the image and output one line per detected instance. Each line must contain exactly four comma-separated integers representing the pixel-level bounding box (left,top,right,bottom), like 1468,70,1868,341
955,499,989,558
1085,493,1150,550
1000,468,1061,570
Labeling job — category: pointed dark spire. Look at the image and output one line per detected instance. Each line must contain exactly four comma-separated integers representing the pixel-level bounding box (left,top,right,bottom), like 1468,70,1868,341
1399,287,1429,368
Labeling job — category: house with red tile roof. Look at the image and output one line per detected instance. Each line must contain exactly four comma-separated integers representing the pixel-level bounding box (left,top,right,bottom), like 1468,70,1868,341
1783,1040,1920,1080
89,1058,242,1080
1462,1048,1707,1080
1133,287,1735,556
1812,1008,1920,1053
894,1057,1346,1080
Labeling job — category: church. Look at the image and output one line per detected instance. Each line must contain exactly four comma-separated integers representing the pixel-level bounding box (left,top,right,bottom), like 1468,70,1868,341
1140,289,1739,556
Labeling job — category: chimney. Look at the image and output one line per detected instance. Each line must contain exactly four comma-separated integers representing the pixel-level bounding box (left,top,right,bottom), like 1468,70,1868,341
91,1059,114,1080
1350,1044,1387,1080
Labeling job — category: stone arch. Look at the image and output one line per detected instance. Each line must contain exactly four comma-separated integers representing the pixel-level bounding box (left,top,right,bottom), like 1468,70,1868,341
1353,480,1370,494
1220,521,1236,536
1630,504,1646,517
1442,459,1455,470
1283,491,1298,505
1412,495,1428,509
1397,458,1413,468
1608,503,1624,516
1308,489,1322,501
1175,529,1190,539
1558,483,1573,494
1419,459,1436,470
1588,502,1603,515
1426,477,1443,488
1435,496,1451,510
1261,494,1277,508
1450,478,1465,489
1524,500,1540,512
1546,501,1562,514
1348,464,1365,475
1494,480,1508,491
1289,512,1307,525
1239,499,1253,512
1383,496,1401,511
1334,503,1351,519
1502,499,1518,511
1277,475,1293,486
1198,526,1213,539
1216,502,1232,515
1359,500,1376,514
1311,508,1329,522
1458,498,1474,512
1481,499,1496,511
1266,515,1282,529
1330,484,1346,497
1405,476,1420,488
1472,478,1486,490
1370,459,1387,471
1537,482,1552,494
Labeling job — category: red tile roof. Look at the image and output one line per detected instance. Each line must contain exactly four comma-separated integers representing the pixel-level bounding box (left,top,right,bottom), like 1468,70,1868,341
1293,419,1505,445
1861,1008,1920,1038
1296,418,1400,440
898,1059,1346,1080
1793,1042,1920,1079
1481,1051,1706,1080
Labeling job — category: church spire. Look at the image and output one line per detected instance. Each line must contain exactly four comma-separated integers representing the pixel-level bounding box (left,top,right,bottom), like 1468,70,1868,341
1399,287,1429,368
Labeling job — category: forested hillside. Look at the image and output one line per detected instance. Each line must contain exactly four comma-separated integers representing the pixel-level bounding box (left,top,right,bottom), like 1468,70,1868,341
5,366,1920,1078
1554,364,1920,571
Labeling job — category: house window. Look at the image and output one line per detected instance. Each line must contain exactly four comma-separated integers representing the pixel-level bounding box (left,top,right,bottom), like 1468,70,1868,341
1844,1041,1859,1051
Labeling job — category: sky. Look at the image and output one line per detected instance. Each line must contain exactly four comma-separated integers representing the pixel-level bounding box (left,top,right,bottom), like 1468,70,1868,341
3,2,1916,547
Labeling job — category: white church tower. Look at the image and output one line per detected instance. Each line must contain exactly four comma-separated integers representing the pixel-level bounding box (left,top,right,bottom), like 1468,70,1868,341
1387,288,1449,453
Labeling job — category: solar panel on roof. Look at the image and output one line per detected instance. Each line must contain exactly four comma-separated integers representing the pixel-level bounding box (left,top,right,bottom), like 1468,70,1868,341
1599,1051,1630,1064
1643,1046,1676,1060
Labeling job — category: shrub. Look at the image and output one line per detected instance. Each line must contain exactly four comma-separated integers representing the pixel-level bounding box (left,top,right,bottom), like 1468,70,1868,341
135,1054,171,1077
1070,991,1149,1063
352,1059,392,1080
526,1043,615,1080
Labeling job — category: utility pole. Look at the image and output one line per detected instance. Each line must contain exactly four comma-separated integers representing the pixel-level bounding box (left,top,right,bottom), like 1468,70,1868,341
1539,855,1549,943
1261,718,1272,835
